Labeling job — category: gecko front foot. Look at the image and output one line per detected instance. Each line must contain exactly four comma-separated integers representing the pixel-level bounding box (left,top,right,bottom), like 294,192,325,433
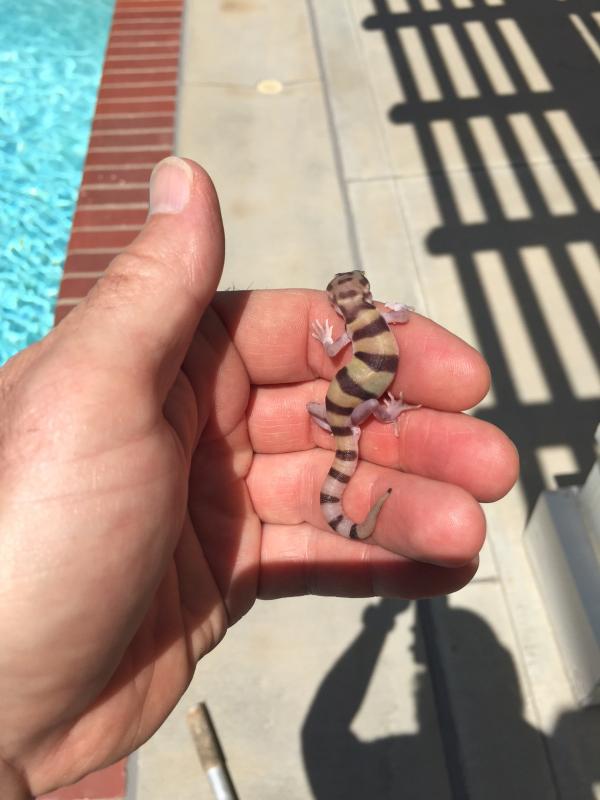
384,301,414,313
311,318,351,357
383,302,413,325
311,319,334,347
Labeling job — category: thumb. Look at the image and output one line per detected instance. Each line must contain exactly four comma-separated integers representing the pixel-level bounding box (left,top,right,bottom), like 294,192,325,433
61,157,224,391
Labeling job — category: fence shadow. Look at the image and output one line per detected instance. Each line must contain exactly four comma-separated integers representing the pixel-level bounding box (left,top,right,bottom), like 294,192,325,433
304,2,600,796
363,0,600,507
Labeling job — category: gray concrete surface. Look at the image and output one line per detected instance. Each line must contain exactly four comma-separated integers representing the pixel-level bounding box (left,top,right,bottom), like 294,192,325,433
134,1,600,797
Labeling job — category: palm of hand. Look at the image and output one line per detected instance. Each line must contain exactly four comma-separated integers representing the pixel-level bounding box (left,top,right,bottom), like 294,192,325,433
0,287,517,795
0,309,259,789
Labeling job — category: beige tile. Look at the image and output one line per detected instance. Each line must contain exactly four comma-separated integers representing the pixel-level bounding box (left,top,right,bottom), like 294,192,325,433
351,0,431,178
467,116,531,215
136,597,451,799
345,10,599,178
464,20,517,97
348,177,426,309
392,173,490,356
495,18,552,94
535,444,581,489
472,534,499,582
473,249,551,404
508,114,577,215
432,582,558,798
308,0,392,180
520,245,600,399
566,241,600,319
431,23,480,99
484,491,600,798
544,111,600,211
391,155,600,409
315,0,435,181
397,26,443,103
177,82,353,290
419,0,443,10
182,0,319,86
156,3,600,798
569,13,600,65
430,120,487,222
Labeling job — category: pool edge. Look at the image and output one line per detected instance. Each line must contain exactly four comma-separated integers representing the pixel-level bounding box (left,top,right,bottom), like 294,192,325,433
43,1,183,798
54,0,183,325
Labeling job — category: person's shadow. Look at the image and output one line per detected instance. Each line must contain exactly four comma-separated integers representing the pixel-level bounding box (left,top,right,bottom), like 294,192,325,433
302,597,600,799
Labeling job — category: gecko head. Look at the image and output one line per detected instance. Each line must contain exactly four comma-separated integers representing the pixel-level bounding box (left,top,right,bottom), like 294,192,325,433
326,270,372,311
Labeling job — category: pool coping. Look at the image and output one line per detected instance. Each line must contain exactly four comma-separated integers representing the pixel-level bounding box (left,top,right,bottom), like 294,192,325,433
42,1,183,798
54,0,183,326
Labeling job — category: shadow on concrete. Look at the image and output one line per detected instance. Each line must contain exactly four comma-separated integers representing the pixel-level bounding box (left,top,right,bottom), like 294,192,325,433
302,598,451,800
302,598,600,799
362,0,600,508
305,3,600,796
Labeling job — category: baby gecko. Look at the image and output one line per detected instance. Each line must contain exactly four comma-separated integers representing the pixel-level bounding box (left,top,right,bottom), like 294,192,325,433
307,270,420,540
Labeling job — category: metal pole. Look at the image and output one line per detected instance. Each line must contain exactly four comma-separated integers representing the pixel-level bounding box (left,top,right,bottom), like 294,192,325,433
187,702,239,800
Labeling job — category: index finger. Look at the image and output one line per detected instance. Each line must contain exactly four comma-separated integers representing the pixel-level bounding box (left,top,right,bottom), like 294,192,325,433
212,289,490,411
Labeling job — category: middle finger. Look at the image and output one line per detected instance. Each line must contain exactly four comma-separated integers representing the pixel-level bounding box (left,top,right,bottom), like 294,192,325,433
247,449,486,566
247,380,518,503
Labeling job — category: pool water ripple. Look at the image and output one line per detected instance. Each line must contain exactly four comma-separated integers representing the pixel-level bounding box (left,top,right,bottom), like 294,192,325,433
0,0,114,364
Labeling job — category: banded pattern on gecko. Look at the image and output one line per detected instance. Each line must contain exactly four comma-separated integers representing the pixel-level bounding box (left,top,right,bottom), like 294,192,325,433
308,271,419,540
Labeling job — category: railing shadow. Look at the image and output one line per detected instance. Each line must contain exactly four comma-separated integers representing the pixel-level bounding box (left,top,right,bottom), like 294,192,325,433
304,1,600,796
364,0,600,507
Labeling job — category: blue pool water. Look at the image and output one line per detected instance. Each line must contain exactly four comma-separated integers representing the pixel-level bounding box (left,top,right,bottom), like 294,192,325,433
0,0,114,365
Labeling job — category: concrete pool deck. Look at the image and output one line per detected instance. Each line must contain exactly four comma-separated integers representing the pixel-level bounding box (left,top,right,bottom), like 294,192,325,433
136,1,600,798
51,1,600,798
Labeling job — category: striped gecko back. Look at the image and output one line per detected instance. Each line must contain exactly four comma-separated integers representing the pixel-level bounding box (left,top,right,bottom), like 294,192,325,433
320,271,399,539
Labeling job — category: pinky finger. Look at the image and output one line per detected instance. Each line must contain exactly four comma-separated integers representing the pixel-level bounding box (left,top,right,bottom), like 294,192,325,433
258,522,478,600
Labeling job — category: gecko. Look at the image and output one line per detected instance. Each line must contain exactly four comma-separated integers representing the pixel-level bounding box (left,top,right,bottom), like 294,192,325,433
307,270,420,540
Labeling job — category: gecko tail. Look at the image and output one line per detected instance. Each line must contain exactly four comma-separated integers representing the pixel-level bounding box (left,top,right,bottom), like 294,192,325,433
350,488,392,540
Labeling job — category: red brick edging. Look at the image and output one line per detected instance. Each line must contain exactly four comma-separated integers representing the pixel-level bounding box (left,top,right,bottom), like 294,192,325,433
44,1,183,798
54,0,183,325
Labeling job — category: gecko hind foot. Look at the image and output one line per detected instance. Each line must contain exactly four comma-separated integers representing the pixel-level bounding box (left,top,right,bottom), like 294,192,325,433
380,392,422,437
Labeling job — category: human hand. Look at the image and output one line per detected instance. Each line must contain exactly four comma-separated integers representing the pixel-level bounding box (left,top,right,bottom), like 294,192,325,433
0,158,518,797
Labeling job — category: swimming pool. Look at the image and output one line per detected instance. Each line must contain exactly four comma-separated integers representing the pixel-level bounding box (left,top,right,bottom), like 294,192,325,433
0,0,114,365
